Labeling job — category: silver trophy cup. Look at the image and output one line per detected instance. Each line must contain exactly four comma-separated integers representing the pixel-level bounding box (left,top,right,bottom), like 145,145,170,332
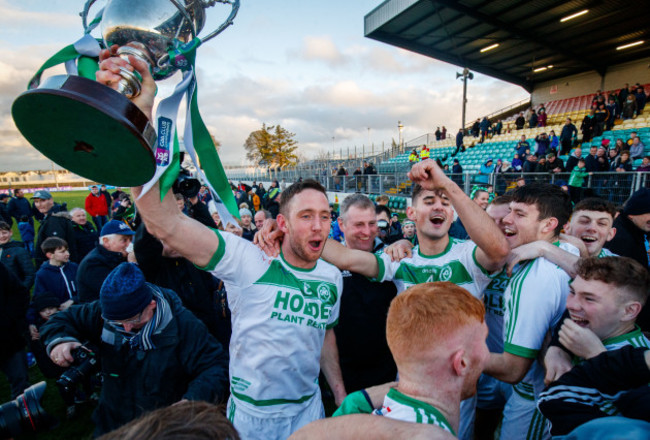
11,0,239,186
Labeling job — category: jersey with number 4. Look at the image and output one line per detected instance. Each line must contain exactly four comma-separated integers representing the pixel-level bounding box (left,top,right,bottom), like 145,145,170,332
202,229,342,416
374,237,492,298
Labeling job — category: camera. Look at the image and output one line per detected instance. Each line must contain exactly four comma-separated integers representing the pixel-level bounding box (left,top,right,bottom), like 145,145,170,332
0,382,53,439
56,346,99,400
172,168,201,199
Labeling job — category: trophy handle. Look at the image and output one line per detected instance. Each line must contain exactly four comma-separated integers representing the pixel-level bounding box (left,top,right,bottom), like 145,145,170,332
199,0,240,44
81,0,101,34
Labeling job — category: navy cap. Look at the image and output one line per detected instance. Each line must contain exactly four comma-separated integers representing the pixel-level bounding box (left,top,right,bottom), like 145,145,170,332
31,190,52,200
100,220,135,237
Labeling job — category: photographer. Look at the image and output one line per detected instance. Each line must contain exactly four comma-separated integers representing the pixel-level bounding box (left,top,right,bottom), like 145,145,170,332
41,263,229,436
175,176,217,229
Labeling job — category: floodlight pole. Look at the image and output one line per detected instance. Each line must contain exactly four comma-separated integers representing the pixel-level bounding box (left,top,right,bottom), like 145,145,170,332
457,67,473,132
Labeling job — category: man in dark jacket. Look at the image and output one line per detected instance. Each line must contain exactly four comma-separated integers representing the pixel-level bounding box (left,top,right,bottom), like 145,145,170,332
100,185,112,219
42,263,229,436
77,220,134,303
134,224,230,346
559,117,578,155
70,208,98,261
515,113,526,130
0,221,35,290
0,262,30,399
8,188,32,226
32,190,78,266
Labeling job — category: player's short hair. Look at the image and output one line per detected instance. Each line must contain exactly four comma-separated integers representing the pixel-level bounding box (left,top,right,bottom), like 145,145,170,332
490,195,513,206
0,221,10,232
386,282,485,364
98,401,240,440
508,183,572,235
41,237,68,255
339,194,375,222
375,204,391,220
575,257,650,306
278,179,327,216
572,198,617,219
375,195,390,205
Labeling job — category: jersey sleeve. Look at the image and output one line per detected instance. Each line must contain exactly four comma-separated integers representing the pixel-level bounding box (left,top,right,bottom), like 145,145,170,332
504,259,571,359
197,229,270,287
332,390,375,417
460,241,494,293
373,251,400,283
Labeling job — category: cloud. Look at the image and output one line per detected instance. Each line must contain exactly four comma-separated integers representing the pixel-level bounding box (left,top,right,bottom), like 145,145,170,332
293,35,347,67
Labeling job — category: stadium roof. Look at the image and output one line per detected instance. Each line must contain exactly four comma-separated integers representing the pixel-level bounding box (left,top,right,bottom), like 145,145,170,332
365,0,650,92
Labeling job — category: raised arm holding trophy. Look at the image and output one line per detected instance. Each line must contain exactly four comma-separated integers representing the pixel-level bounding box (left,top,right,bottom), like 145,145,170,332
12,0,240,223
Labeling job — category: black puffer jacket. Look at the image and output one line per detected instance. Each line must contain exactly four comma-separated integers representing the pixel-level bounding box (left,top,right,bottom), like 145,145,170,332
0,263,29,362
0,240,35,290
76,245,126,303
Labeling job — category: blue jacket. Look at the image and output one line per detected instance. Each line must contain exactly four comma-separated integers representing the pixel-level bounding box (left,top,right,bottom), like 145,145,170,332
18,221,35,242
33,261,78,301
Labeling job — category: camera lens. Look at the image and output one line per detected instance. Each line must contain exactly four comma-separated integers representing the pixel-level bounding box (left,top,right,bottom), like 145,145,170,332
0,381,50,438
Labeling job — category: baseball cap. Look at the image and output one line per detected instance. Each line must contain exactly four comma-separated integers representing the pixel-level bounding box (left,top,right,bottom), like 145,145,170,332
31,190,52,200
100,220,135,237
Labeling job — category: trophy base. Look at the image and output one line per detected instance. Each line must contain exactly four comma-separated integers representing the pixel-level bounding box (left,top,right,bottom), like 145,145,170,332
11,75,157,187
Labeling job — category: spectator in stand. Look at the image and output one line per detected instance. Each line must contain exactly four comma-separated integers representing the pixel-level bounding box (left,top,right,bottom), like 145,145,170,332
455,129,464,154
565,147,583,172
435,127,441,140
535,155,550,173
630,137,645,160
549,130,559,152
594,102,609,137
626,131,638,147
567,159,589,204
480,117,490,142
471,119,480,138
511,153,523,171
33,190,78,266
547,152,566,173
537,108,547,127
622,93,638,119
408,149,419,164
560,118,578,155
515,134,530,159
637,156,650,172
441,126,447,139
528,109,538,128
77,220,134,303
581,109,597,143
611,150,633,172
534,132,550,157
264,180,281,218
250,189,261,213
420,145,430,161
494,120,502,136
17,215,35,256
0,194,12,227
85,185,109,230
635,84,647,114
522,154,537,173
618,83,629,105
584,146,599,172
477,159,494,184
0,263,30,400
591,89,605,107
337,164,348,176
31,237,78,306
606,97,618,130
8,188,32,226
515,113,526,130
0,221,35,290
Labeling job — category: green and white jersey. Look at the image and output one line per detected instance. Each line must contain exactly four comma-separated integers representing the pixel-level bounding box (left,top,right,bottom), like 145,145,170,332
597,248,617,258
201,229,342,417
374,237,492,297
484,270,509,353
374,389,456,436
603,326,650,350
504,242,580,400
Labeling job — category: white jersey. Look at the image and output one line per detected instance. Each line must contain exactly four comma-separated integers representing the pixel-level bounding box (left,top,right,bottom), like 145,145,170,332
374,389,456,436
204,230,342,416
603,326,650,350
374,237,492,297
597,248,617,258
504,242,580,399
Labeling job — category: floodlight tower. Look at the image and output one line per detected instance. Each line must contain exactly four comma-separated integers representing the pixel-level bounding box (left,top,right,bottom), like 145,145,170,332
456,68,474,132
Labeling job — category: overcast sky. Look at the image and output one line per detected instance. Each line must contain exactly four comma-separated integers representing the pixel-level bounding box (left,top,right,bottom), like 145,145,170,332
0,0,529,171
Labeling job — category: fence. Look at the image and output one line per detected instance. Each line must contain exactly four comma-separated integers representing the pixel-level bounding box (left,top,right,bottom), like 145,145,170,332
227,167,647,204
